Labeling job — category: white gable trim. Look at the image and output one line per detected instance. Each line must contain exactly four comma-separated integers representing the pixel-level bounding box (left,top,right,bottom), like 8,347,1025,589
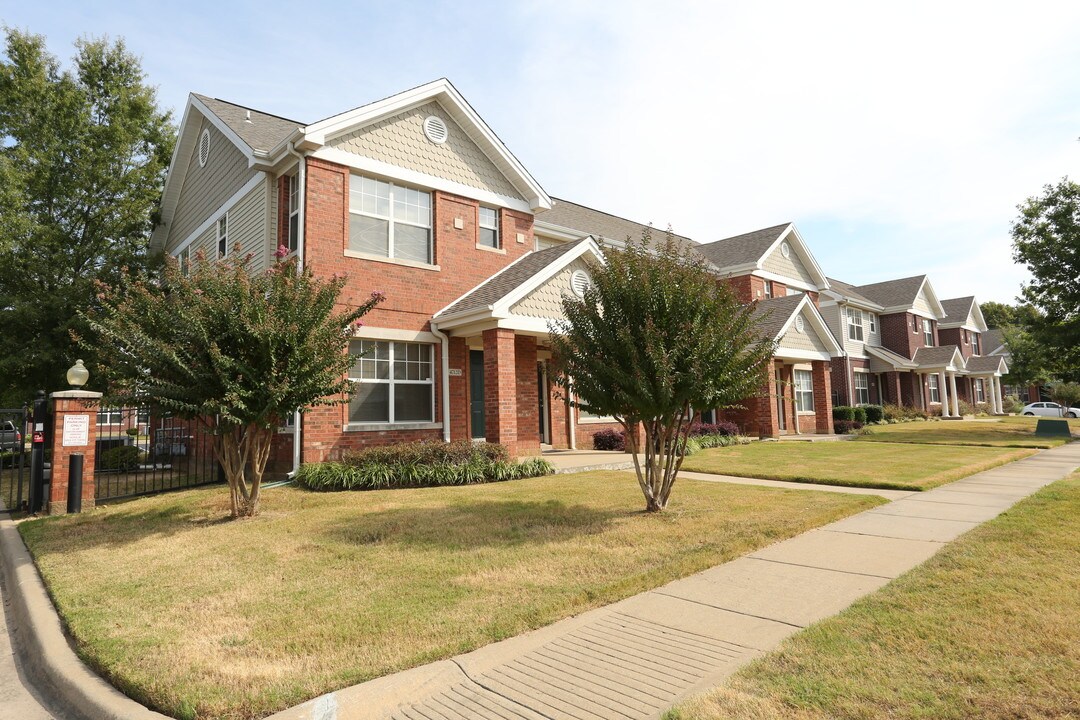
311,146,532,213
914,276,947,319
865,345,918,370
770,295,843,356
757,224,830,291
299,79,550,211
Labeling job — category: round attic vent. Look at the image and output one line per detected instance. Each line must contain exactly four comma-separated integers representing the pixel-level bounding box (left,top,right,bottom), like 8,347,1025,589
423,115,448,145
780,241,791,259
795,316,805,333
570,269,591,298
198,128,211,167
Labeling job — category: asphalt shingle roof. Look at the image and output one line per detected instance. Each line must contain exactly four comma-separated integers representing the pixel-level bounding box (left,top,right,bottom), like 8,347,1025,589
866,345,917,368
540,198,694,246
696,223,791,270
826,277,881,308
966,355,1006,373
983,328,1006,353
194,94,304,154
436,240,585,318
750,294,804,339
940,296,976,324
849,275,928,308
912,345,962,368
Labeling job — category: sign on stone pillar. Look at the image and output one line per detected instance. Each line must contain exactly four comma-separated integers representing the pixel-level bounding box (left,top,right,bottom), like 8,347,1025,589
48,390,102,515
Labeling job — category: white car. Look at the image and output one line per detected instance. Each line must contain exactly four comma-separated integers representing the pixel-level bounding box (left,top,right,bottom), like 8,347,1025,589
1021,402,1080,418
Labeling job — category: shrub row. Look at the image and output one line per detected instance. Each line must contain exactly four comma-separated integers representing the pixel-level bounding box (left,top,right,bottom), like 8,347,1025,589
684,433,751,454
98,445,147,471
296,441,554,492
833,405,869,424
593,421,741,452
834,419,865,434
688,421,740,437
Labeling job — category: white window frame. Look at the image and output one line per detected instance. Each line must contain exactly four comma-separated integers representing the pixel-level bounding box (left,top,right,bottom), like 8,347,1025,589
854,372,871,405
763,280,773,299
287,174,300,254
794,369,815,413
868,313,876,334
478,206,500,249
974,379,986,403
972,333,981,354
217,214,228,259
923,318,934,346
347,340,435,426
847,307,865,342
97,408,124,426
348,174,432,264
177,246,191,276
928,374,940,403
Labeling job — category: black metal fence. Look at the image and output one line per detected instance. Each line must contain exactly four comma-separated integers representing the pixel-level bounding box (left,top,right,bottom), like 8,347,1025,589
94,406,221,502
0,408,30,511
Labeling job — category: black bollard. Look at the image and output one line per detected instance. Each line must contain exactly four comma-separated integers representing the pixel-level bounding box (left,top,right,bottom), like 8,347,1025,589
67,453,84,514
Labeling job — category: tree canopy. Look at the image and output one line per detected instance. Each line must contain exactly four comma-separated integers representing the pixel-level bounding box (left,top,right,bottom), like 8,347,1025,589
0,29,175,405
1011,178,1080,382
83,252,382,517
549,233,775,512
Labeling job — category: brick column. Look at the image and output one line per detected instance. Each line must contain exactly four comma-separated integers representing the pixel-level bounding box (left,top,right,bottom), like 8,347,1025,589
756,364,781,438
514,335,539,456
48,391,102,515
812,361,834,434
483,328,518,454
884,371,902,406
448,336,468,441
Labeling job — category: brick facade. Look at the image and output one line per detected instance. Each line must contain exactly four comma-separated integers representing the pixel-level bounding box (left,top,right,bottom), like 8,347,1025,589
47,393,100,514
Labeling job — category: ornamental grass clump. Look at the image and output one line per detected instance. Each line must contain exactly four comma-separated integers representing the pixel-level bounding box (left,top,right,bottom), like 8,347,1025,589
295,440,554,491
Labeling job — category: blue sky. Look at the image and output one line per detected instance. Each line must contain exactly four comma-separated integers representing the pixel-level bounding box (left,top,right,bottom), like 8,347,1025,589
4,0,1080,303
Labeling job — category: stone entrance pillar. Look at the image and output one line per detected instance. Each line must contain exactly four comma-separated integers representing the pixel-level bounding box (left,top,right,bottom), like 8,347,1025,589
48,390,102,514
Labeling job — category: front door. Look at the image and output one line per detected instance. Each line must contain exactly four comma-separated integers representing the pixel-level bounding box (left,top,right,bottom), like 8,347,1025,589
469,350,486,439
775,368,786,432
537,362,550,444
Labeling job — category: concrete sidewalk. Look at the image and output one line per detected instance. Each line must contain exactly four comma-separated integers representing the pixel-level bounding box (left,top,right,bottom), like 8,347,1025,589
0,560,61,719
273,442,1080,720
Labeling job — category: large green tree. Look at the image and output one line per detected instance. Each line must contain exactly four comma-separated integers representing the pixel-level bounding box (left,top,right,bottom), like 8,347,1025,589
549,233,775,512
83,253,383,517
1011,178,1080,382
0,29,174,405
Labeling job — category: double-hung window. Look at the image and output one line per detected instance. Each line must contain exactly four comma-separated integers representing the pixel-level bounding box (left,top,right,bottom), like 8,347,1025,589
928,374,940,403
764,280,773,299
348,340,434,424
478,206,499,249
974,379,986,402
854,373,870,405
868,313,876,334
348,175,432,264
217,215,228,258
287,174,300,253
847,308,864,342
923,318,934,346
972,333,981,354
794,369,814,412
177,246,191,275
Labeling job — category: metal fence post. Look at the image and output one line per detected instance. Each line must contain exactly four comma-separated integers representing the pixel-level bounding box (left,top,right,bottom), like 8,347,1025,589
28,390,47,513
67,453,83,513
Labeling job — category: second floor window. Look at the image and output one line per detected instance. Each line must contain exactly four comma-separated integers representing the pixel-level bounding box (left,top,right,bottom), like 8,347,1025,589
847,308,864,342
764,280,773,299
478,206,499,248
923,318,934,346
349,175,432,264
868,313,876,333
972,333,981,354
217,215,228,258
287,174,300,253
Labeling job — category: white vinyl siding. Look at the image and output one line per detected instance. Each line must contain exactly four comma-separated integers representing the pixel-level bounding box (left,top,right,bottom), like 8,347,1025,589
348,340,434,424
348,175,432,264
794,369,814,412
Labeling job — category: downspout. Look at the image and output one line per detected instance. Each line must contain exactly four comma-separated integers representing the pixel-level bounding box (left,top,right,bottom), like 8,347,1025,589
429,321,452,443
567,385,577,450
287,142,307,479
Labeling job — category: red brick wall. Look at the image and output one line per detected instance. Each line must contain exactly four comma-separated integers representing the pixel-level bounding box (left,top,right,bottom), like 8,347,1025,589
48,395,100,514
830,356,850,406
812,360,834,434
879,312,938,359
514,336,539,456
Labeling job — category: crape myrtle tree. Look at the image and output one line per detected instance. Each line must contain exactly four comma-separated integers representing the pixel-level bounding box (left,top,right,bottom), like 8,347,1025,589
1011,178,1080,382
81,250,382,518
0,29,174,405
549,232,776,512
1048,382,1080,417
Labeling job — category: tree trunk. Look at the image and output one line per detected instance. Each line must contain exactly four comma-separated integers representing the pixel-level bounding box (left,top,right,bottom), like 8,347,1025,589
214,423,274,518
628,407,692,512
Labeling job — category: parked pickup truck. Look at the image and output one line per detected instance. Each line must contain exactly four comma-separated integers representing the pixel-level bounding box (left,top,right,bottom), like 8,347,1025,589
0,420,22,452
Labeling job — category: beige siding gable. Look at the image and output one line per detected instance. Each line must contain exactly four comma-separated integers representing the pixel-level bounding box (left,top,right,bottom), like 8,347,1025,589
510,258,592,320
761,243,816,286
776,307,831,355
912,286,933,315
168,116,256,251
328,101,524,201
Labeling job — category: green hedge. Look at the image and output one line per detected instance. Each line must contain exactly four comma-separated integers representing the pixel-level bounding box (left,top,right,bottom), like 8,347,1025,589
684,433,751,455
864,404,884,423
833,406,856,422
297,440,554,491
98,445,147,471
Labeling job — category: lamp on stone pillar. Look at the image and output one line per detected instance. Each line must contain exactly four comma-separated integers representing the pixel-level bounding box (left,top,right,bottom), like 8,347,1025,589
66,359,90,388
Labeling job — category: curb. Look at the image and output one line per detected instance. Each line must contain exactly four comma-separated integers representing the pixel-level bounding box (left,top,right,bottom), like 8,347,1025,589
0,512,171,720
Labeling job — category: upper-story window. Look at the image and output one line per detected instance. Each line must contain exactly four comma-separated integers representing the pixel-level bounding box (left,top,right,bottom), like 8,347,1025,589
923,318,934,346
763,280,773,299
972,333,981,354
217,215,228,258
348,175,432,264
287,174,300,254
847,307,865,342
478,206,499,249
868,313,877,334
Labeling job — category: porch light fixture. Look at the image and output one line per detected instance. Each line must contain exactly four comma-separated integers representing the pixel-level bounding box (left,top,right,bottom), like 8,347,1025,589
66,359,89,388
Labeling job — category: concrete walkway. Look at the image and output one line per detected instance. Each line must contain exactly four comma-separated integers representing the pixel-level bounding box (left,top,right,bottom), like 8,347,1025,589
274,442,1080,720
0,570,61,720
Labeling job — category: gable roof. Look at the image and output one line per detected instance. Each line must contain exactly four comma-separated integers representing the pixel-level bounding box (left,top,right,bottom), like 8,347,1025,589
939,296,988,331
536,198,694,248
752,293,842,357
825,277,884,310
697,223,829,290
846,275,946,317
983,328,1006,355
912,345,965,370
966,354,1008,375
865,344,918,370
192,94,302,155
